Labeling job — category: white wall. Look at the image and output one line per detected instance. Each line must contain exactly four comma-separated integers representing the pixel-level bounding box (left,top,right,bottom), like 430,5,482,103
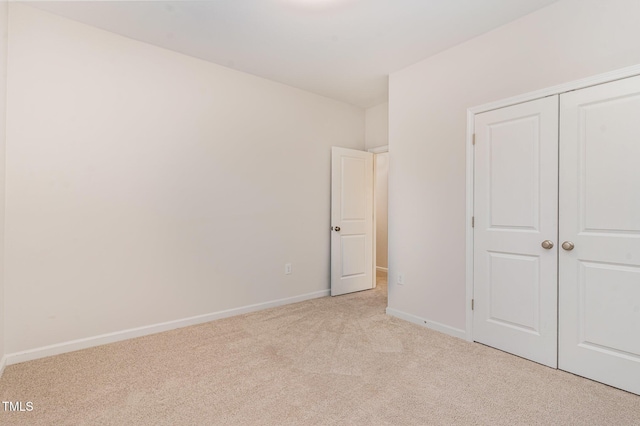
388,0,640,333
0,0,7,370
365,102,388,149
375,152,388,270
5,4,364,354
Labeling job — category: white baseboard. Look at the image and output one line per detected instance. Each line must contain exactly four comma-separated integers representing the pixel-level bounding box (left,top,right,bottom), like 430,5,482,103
0,354,7,379
386,307,467,340
6,289,330,366
376,266,388,273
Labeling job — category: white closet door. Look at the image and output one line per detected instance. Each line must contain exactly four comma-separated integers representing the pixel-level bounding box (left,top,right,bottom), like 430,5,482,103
474,96,559,368
559,75,640,395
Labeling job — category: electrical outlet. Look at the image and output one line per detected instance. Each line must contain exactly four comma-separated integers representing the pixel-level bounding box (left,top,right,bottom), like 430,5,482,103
397,273,404,285
285,263,292,275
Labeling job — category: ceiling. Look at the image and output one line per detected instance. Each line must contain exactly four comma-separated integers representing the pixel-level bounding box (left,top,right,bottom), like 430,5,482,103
28,0,560,108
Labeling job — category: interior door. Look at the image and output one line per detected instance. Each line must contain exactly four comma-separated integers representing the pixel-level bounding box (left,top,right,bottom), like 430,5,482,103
473,96,559,368
559,75,640,395
331,147,374,296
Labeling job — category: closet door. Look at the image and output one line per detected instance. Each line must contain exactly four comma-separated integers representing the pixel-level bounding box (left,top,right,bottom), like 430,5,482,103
559,75,640,395
474,96,559,368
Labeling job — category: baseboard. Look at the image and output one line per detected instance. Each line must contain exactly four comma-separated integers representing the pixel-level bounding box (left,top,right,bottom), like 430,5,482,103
386,307,467,340
6,289,330,366
0,354,7,378
376,267,388,273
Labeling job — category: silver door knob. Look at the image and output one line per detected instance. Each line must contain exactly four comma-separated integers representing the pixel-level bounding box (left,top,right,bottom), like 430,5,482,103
562,241,574,251
541,240,554,249
334,226,341,232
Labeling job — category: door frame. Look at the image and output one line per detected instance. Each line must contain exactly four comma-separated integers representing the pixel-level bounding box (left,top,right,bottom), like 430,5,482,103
368,145,389,284
465,63,640,342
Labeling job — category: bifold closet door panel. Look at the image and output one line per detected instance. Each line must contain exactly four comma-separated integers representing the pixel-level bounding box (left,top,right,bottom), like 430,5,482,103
559,74,640,395
473,95,559,368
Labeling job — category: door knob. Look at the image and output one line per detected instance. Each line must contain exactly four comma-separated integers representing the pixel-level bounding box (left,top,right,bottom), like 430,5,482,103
334,226,341,232
541,240,554,249
562,241,574,251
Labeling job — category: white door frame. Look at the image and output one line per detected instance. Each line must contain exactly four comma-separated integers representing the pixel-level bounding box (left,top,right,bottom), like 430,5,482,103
368,145,389,282
465,63,640,342
368,145,389,154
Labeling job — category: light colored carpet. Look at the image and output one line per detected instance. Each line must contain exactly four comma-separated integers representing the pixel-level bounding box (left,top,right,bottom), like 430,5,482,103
1,272,639,425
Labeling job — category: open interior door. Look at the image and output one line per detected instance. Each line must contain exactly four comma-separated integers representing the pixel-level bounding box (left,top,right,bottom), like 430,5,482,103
331,147,374,296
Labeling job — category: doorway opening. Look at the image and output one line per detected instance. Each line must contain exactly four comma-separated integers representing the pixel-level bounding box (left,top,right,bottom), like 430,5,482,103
372,147,389,293
329,145,388,297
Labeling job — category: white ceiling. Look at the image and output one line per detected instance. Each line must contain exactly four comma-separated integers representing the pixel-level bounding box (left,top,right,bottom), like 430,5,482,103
28,0,560,108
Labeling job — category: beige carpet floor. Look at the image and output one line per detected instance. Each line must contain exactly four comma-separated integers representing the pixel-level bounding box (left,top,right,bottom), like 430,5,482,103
1,272,639,425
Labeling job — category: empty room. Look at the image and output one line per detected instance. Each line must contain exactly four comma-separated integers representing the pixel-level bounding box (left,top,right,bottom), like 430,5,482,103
0,0,639,424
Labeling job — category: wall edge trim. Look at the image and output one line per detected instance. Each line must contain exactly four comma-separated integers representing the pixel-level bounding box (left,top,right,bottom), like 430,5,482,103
5,289,330,366
0,355,7,379
386,307,466,340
